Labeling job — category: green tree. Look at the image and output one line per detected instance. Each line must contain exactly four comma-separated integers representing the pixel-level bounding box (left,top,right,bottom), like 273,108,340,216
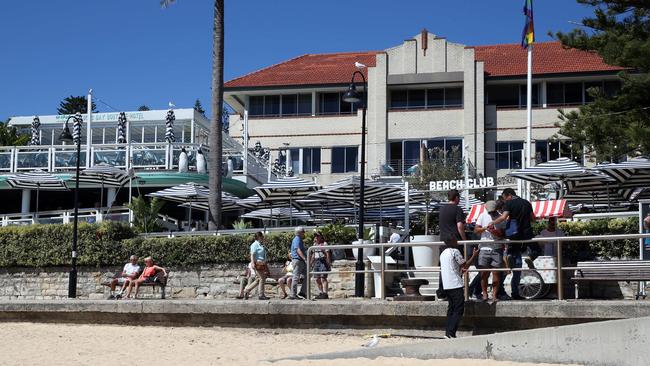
407,145,464,234
138,105,151,111
553,1,650,162
0,119,29,146
127,196,165,233
162,0,224,231
194,98,206,117
57,95,97,115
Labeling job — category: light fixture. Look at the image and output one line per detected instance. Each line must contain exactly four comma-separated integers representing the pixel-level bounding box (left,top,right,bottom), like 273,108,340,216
342,83,362,104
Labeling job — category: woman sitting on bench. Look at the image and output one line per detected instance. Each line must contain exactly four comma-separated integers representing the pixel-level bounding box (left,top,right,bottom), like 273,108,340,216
125,257,167,299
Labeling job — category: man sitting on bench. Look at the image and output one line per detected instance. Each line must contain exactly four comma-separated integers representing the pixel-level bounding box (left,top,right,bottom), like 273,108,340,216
109,255,140,299
125,257,167,299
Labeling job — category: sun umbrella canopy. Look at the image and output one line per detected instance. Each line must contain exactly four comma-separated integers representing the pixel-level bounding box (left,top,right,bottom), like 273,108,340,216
148,182,209,203
78,163,130,187
242,207,311,221
178,192,241,212
253,177,320,202
595,158,650,189
6,170,67,190
508,157,601,186
307,177,402,204
293,199,353,211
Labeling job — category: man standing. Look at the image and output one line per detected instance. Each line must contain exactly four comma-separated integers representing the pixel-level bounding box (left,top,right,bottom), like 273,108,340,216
289,226,307,300
439,189,467,245
490,188,535,300
440,243,478,338
474,200,505,303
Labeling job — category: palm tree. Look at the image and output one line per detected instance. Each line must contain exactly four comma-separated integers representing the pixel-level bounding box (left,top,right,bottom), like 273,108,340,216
161,0,224,230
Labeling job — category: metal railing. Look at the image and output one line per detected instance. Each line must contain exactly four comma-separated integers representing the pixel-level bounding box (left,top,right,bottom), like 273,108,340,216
305,233,650,301
0,206,130,226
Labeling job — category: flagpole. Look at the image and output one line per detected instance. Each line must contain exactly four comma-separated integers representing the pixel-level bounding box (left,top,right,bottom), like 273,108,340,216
525,44,533,200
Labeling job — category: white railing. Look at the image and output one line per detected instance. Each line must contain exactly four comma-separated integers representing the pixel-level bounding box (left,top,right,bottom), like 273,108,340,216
0,142,264,180
0,206,131,227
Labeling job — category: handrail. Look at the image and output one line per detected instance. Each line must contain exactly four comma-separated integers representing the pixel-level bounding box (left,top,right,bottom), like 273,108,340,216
305,233,650,301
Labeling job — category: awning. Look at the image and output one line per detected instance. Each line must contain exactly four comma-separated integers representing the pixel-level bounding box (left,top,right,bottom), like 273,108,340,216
466,199,569,223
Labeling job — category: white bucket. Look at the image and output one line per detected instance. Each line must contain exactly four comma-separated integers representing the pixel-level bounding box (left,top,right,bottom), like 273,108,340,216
351,240,377,260
411,235,440,268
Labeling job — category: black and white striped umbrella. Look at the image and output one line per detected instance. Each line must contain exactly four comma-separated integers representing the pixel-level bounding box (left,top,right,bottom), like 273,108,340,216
307,177,402,203
117,112,127,144
595,158,650,189
6,170,68,217
293,199,353,211
508,157,600,186
178,191,241,212
165,109,175,143
78,163,130,187
148,182,209,203
242,207,311,221
253,177,320,202
29,116,40,146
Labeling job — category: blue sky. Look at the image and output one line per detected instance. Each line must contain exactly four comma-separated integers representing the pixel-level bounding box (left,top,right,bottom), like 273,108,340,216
0,0,595,121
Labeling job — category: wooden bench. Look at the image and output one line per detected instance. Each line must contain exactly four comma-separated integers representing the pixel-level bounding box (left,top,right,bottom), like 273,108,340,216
102,269,168,299
572,260,650,299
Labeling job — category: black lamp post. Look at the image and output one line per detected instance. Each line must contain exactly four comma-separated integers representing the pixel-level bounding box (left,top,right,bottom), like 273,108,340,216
59,112,83,298
342,70,367,297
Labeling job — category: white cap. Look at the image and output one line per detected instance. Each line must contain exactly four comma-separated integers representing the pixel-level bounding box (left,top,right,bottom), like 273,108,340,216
295,226,305,233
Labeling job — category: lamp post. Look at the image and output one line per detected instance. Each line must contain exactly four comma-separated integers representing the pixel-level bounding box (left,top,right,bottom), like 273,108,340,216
59,112,83,298
342,70,367,297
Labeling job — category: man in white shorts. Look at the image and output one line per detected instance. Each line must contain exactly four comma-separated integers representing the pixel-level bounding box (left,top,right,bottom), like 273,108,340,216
474,200,506,303
109,255,141,298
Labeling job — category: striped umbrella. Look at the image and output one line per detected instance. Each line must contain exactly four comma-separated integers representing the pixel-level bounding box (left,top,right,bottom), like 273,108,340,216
6,169,68,217
307,177,402,203
117,112,127,144
242,207,311,222
595,158,650,189
29,116,40,146
165,109,175,143
77,163,130,208
148,182,209,229
254,177,320,225
508,157,607,196
178,192,241,212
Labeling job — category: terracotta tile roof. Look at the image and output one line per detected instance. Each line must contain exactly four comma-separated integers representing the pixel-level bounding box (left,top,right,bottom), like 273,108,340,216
225,42,623,89
472,41,624,77
225,51,379,88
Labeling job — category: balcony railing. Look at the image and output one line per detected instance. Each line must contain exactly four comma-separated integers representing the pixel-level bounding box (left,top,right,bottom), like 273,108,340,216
0,143,259,176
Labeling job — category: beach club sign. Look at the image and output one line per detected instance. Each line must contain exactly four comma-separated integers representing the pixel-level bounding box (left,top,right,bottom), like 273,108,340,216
429,177,495,192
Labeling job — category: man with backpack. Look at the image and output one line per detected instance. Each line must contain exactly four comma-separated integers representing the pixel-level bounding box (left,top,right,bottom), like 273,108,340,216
489,188,536,300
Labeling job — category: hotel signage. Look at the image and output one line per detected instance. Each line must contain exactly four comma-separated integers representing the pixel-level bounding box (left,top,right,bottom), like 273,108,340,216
55,112,146,123
429,177,495,192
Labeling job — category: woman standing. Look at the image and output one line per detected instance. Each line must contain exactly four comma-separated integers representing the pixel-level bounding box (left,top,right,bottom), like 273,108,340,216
243,232,269,300
310,231,331,300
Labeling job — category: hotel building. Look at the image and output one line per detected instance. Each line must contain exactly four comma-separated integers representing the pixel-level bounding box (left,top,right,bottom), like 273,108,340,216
224,30,623,187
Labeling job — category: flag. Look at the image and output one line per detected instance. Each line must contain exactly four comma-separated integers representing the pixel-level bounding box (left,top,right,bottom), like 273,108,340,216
521,0,535,49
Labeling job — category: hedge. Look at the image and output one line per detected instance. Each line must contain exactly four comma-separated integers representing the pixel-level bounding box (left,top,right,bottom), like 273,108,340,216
0,218,638,267
0,222,357,268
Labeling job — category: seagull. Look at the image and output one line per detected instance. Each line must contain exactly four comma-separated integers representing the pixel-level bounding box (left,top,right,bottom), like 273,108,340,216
178,148,189,173
362,335,379,348
355,62,367,69
168,102,175,109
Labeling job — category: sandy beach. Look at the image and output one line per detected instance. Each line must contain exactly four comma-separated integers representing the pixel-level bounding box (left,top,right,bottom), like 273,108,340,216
0,322,579,366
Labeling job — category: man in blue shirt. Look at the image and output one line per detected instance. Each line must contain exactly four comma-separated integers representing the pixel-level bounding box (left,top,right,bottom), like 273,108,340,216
290,226,307,299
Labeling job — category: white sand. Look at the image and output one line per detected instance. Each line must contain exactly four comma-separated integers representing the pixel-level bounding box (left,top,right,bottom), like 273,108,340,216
0,323,578,366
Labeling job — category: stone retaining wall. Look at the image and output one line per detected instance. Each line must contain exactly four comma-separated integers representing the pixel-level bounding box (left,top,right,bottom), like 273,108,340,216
0,260,359,300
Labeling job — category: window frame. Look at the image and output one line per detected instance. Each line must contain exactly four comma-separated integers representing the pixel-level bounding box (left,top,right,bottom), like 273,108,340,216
495,141,524,170
331,146,359,173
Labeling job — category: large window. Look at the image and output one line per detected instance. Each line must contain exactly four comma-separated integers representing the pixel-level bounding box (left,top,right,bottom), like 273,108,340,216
284,147,321,174
388,138,463,175
318,92,358,115
535,140,582,164
302,148,321,174
390,87,463,110
546,80,620,106
248,94,312,117
496,141,524,170
486,84,539,107
331,146,358,173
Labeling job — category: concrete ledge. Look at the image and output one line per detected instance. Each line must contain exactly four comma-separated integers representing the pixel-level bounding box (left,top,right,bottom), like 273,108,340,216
0,299,650,331
288,316,650,366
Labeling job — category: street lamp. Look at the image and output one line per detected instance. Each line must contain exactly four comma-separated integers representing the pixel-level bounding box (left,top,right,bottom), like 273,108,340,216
342,69,367,297
59,112,83,298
